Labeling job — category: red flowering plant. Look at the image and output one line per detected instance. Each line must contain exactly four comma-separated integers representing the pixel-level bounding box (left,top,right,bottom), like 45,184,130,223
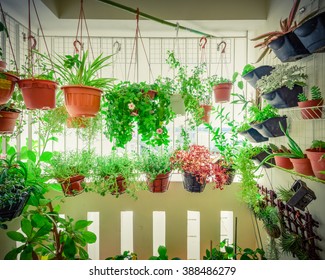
171,145,229,190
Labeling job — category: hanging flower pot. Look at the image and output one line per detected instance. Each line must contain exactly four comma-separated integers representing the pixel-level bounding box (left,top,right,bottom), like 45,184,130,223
306,149,325,180
18,78,57,109
293,11,325,53
242,65,274,89
0,110,20,134
224,167,236,185
274,155,293,170
62,85,102,117
200,104,212,123
57,175,85,197
298,99,323,119
213,83,232,103
268,32,310,62
251,116,287,138
0,192,30,223
0,72,19,105
170,94,186,116
147,171,171,193
145,90,157,100
183,172,206,193
287,180,316,211
109,175,127,195
261,85,302,109
238,127,269,143
289,157,314,176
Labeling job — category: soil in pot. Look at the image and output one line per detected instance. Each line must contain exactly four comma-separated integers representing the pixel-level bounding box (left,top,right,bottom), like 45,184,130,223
239,127,269,143
298,99,323,119
242,65,273,89
293,11,325,53
58,175,85,197
268,32,310,62
306,149,325,180
251,116,287,138
262,85,302,109
18,79,57,109
62,85,102,117
183,172,206,193
0,72,19,105
200,104,212,123
289,157,314,176
0,192,30,222
274,155,293,170
252,149,275,168
0,110,20,134
213,83,232,103
147,171,171,193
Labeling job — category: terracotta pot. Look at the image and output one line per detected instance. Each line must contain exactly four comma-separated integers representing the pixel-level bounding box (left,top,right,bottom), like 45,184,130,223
58,175,85,197
298,99,323,119
62,85,102,117
110,175,127,195
306,149,325,180
213,83,232,103
200,104,212,123
147,171,171,193
289,157,314,176
0,110,20,134
18,79,57,109
274,155,293,170
0,72,19,105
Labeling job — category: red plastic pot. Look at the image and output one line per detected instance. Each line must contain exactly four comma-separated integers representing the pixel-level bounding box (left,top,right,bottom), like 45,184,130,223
18,79,57,109
0,72,19,105
213,83,232,103
147,171,171,193
298,99,323,119
306,149,325,180
58,175,85,197
62,85,102,117
200,104,212,123
0,110,20,134
274,155,293,169
289,157,314,176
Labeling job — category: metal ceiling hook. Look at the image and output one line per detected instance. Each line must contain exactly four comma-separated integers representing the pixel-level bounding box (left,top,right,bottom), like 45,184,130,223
200,36,207,49
217,40,227,54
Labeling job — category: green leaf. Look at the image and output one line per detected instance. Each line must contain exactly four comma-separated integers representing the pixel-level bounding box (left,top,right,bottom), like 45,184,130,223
78,247,89,260
225,246,234,255
48,183,63,192
31,213,48,228
238,80,244,90
27,150,37,163
74,220,92,230
33,224,52,239
82,231,97,244
40,151,53,163
48,136,59,142
63,237,77,259
39,198,51,206
7,231,26,242
158,245,167,258
21,218,33,237
7,146,16,156
4,247,23,260
20,245,33,260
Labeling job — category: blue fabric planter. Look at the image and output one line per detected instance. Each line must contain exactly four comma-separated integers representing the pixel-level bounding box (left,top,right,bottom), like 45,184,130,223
251,116,287,138
262,85,302,109
239,127,269,143
294,11,325,53
242,65,274,89
268,32,310,62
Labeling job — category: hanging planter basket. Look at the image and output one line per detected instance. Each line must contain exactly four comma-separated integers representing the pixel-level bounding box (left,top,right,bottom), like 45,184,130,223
268,32,310,62
298,99,323,119
0,110,20,135
213,83,232,103
109,175,127,195
18,78,57,109
252,149,275,168
239,127,269,143
287,180,316,211
289,157,314,176
0,192,30,223
57,175,85,197
274,155,293,170
183,172,206,193
262,85,302,109
224,167,236,185
200,104,212,123
242,65,273,89
147,171,171,193
251,116,287,138
306,149,325,181
293,11,325,53
62,85,102,117
170,94,186,116
0,72,19,105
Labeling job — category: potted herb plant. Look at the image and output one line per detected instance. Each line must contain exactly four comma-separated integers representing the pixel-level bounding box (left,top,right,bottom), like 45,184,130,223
297,85,323,119
241,64,273,89
306,140,325,180
251,0,310,63
0,71,20,105
47,150,93,196
171,144,229,192
136,148,172,193
45,50,114,117
91,153,138,197
269,143,293,170
207,75,232,103
256,64,308,108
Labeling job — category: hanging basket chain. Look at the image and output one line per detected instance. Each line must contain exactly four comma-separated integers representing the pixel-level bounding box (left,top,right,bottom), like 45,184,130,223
216,40,229,79
0,2,18,72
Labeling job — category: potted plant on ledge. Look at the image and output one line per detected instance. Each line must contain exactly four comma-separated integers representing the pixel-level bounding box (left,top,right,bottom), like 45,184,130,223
306,140,325,180
297,86,323,119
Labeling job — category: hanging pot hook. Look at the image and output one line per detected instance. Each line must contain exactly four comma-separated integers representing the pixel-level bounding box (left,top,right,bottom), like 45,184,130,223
217,40,227,54
28,35,37,50
200,36,207,49
113,41,122,54
73,39,82,53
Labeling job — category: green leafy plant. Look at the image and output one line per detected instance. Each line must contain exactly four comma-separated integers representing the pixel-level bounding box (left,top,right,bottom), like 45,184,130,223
149,245,180,260
310,140,325,151
280,230,308,260
241,64,256,76
106,250,137,260
277,185,295,202
248,104,280,124
256,205,281,239
256,64,308,95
